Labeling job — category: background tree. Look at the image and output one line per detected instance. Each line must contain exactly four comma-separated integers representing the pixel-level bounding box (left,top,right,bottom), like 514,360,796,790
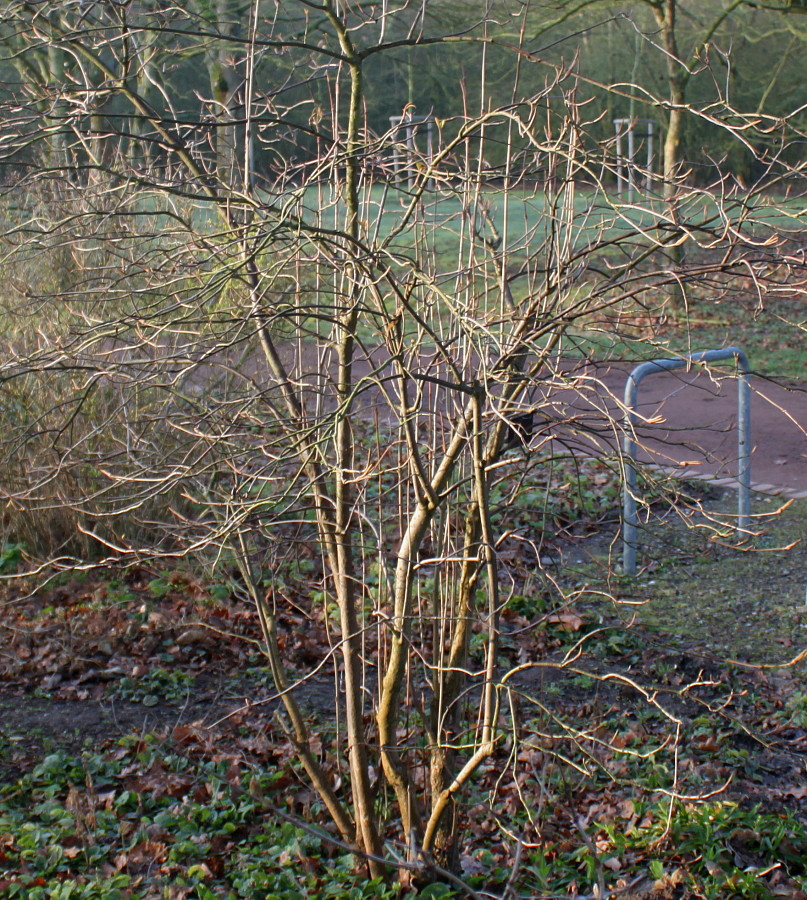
515,0,807,310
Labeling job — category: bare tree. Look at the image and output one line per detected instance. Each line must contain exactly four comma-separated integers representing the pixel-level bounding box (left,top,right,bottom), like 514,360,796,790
522,0,807,313
0,0,805,885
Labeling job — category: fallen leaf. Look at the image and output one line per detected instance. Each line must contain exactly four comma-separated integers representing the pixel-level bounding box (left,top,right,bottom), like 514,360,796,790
781,785,807,800
547,612,585,631
176,625,214,647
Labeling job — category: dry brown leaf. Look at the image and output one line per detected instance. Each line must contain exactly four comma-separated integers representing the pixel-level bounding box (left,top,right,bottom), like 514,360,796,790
176,625,214,647
547,612,585,631
780,784,807,800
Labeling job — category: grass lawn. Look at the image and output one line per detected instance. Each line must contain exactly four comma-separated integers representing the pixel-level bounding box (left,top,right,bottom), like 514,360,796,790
294,181,804,255
281,182,806,379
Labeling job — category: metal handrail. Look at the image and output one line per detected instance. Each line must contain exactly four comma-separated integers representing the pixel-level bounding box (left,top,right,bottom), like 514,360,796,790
622,347,751,576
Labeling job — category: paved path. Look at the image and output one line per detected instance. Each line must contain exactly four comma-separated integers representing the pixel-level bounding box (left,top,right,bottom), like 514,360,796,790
276,341,807,497
544,361,807,499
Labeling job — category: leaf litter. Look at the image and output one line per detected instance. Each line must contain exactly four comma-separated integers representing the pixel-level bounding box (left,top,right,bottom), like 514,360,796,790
0,494,806,896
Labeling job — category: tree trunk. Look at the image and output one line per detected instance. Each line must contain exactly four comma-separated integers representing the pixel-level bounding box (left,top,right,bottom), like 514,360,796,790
207,0,243,189
326,2,385,874
655,0,687,316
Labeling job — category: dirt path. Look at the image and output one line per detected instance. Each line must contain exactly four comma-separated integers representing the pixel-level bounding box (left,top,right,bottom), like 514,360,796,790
0,670,339,774
183,332,807,494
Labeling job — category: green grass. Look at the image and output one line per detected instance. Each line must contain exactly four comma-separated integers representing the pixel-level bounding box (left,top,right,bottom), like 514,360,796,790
561,297,807,380
281,183,806,379
568,493,807,664
293,182,803,257
659,293,806,381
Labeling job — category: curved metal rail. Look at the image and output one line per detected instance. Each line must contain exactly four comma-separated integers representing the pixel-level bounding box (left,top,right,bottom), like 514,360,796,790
622,347,751,576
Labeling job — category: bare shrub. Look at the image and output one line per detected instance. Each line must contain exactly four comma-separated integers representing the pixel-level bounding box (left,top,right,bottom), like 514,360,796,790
1,0,805,887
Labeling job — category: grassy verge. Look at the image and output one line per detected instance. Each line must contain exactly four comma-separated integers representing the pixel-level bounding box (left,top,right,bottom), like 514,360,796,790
566,492,807,664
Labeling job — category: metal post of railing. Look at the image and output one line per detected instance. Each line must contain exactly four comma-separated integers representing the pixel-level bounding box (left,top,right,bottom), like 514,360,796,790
622,347,750,576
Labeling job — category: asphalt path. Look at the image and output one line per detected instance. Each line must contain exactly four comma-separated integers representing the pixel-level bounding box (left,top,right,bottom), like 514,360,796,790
274,341,807,497
543,361,807,498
